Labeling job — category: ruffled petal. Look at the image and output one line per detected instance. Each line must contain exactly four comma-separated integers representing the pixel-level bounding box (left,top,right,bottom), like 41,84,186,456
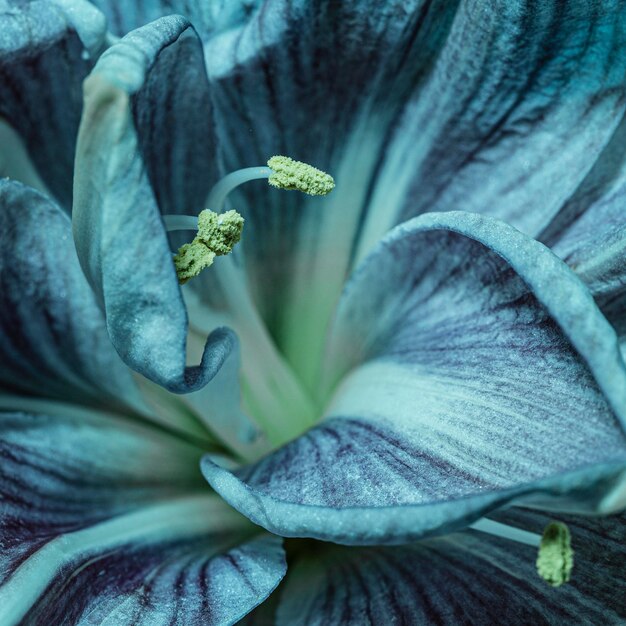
0,179,141,411
73,15,232,393
0,409,285,625
201,212,626,544
275,509,626,625
0,0,106,207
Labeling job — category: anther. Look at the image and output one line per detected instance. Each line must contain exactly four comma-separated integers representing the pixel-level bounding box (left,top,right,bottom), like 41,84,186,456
536,521,574,587
267,155,335,195
173,209,244,284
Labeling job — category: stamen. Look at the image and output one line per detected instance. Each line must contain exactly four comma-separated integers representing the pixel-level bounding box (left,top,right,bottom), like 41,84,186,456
267,155,335,195
536,521,574,587
173,209,244,284
470,517,574,586
164,155,334,235
470,518,541,547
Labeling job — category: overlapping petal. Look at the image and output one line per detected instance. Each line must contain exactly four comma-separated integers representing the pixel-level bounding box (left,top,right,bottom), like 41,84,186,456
73,15,233,393
87,0,262,40
0,409,286,625
203,0,461,389
275,509,626,625
202,212,626,544
0,0,106,208
0,179,141,411
541,112,626,347
200,0,626,391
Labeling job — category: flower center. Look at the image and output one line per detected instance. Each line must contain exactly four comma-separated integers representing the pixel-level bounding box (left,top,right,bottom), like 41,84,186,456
163,156,334,449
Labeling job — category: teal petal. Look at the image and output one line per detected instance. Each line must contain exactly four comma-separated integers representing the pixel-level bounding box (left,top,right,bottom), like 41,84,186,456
73,15,232,393
200,1,626,392
0,0,106,207
359,1,626,250
275,509,626,625
0,179,141,411
541,113,626,348
201,212,626,544
0,409,204,585
88,0,262,39
0,410,285,625
202,0,460,391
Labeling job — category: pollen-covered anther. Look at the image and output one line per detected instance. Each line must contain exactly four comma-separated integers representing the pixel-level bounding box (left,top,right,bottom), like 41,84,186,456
267,155,335,196
536,521,574,587
173,209,244,285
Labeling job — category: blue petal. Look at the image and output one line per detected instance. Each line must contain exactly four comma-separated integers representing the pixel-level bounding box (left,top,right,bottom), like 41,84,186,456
541,114,626,348
200,1,626,391
0,179,141,411
0,0,106,208
202,0,461,390
0,409,203,584
73,15,233,393
87,0,263,39
0,409,285,624
275,509,626,625
201,212,626,544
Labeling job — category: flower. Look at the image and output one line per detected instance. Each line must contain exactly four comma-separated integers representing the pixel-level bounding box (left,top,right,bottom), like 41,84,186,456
1,1,626,624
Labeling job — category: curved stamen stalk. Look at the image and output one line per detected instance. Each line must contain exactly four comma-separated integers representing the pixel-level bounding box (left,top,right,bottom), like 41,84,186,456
160,156,334,445
470,518,574,587
206,166,272,213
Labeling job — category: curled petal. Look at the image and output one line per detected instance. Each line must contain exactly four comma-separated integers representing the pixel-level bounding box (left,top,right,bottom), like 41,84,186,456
202,212,626,544
73,15,231,392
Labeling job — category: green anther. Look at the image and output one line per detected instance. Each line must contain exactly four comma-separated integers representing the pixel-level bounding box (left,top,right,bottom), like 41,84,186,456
173,209,244,284
536,521,574,587
267,155,335,196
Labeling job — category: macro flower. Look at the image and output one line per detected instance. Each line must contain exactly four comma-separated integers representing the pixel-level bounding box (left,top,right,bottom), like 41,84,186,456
1,0,626,624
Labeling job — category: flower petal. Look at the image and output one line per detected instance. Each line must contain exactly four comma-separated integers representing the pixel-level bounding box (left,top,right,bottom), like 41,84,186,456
87,0,262,39
0,409,285,624
0,0,106,207
275,509,626,625
541,114,626,347
0,409,203,583
0,179,141,411
203,1,626,390
73,15,232,393
202,212,626,544
357,0,626,254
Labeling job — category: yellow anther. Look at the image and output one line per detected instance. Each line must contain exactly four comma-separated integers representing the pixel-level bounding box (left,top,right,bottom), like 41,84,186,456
173,209,244,284
536,521,574,587
267,155,335,196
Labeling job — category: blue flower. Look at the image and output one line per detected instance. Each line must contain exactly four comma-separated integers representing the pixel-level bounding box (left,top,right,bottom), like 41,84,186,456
1,1,626,623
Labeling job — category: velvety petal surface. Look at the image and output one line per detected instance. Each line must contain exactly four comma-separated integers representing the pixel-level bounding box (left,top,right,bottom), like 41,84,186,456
0,179,141,412
202,212,626,544
0,409,285,625
201,0,626,393
275,509,626,625
0,0,106,208
541,112,626,347
73,15,232,393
